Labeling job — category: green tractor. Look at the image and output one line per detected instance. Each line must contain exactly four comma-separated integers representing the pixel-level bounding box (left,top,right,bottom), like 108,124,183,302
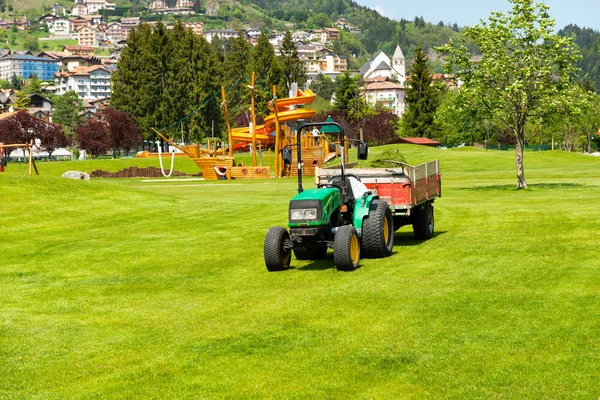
264,122,394,272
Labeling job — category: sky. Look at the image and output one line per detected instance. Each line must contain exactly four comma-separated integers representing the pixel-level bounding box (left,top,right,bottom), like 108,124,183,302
354,0,600,31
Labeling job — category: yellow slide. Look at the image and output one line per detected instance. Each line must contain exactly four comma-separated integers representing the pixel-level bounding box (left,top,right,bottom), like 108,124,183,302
231,89,316,145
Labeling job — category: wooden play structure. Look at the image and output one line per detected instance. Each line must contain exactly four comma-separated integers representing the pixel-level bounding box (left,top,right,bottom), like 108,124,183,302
138,73,350,180
0,141,39,175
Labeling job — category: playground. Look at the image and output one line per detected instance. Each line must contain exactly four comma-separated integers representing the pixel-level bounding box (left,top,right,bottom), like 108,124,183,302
2,144,600,397
136,75,349,181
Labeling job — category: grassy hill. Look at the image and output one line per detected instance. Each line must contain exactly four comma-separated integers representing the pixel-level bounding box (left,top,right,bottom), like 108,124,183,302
2,146,600,397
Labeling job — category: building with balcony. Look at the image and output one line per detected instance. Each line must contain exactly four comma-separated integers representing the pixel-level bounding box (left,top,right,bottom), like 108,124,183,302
204,29,238,43
183,22,203,36
361,78,406,116
121,17,140,39
63,45,95,56
77,26,103,47
0,54,61,81
54,65,112,100
106,22,122,42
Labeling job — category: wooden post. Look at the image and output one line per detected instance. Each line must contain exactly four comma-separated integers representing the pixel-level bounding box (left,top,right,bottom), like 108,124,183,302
221,86,233,158
28,141,33,176
250,72,257,166
272,85,281,178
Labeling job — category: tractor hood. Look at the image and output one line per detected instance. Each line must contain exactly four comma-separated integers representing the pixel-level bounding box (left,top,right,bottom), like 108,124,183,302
289,187,342,227
291,187,339,202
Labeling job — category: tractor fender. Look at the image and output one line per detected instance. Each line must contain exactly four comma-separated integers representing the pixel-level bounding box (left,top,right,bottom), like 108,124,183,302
353,193,378,237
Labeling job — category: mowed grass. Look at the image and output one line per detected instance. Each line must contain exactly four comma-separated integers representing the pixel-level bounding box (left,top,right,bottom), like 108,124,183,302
1,146,600,398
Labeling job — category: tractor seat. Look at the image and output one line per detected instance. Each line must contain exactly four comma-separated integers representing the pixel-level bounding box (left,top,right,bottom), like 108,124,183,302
328,175,369,206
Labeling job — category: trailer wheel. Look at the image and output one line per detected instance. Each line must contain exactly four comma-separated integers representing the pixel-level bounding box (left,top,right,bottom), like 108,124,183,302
362,200,394,258
264,227,292,271
334,225,360,271
413,202,434,240
294,245,327,260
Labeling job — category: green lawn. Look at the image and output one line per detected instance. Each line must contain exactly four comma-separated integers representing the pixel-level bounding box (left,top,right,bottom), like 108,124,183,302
1,145,600,398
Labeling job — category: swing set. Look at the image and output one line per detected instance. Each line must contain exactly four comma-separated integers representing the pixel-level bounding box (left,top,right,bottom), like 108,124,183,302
0,141,39,175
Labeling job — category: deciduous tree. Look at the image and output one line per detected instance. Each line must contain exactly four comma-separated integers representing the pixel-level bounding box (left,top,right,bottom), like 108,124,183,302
74,119,110,157
37,122,67,158
437,0,580,188
100,107,142,156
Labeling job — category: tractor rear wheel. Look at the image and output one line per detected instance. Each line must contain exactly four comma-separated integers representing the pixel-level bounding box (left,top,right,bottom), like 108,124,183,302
294,245,328,260
334,225,360,271
362,199,394,258
264,227,292,271
412,202,434,240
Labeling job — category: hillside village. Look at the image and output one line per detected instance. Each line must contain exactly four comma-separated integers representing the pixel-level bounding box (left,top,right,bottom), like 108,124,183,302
0,0,449,123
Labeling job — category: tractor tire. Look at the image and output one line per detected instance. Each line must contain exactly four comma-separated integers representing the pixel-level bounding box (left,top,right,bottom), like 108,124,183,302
333,225,360,271
264,227,292,271
294,245,328,260
362,199,394,258
412,202,434,240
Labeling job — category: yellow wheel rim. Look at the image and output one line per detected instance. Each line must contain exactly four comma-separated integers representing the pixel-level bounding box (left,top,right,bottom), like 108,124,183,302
383,217,389,244
282,250,290,265
350,234,359,265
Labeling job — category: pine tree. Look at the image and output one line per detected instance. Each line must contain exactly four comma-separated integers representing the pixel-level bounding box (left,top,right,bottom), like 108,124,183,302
250,32,283,116
223,30,252,118
279,31,306,93
111,23,152,136
401,44,441,138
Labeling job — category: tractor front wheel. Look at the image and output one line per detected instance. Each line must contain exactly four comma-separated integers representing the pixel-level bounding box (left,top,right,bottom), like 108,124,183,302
264,227,292,271
362,199,394,258
334,225,360,271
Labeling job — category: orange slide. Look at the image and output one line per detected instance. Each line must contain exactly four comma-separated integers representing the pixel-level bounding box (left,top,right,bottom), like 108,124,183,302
231,89,316,146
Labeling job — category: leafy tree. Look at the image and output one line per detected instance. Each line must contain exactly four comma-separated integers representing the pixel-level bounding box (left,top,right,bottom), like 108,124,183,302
74,119,110,157
10,75,22,90
312,13,332,28
0,112,43,157
401,44,441,138
23,76,42,95
13,92,31,110
279,31,306,93
362,110,398,145
332,71,374,141
310,73,338,101
37,122,67,159
53,90,83,136
333,71,360,113
26,37,40,52
437,0,580,188
100,107,142,156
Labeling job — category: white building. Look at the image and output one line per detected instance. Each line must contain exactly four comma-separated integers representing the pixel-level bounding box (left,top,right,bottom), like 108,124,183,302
203,29,238,43
359,45,406,84
85,0,116,13
48,18,72,35
54,65,111,100
362,78,406,116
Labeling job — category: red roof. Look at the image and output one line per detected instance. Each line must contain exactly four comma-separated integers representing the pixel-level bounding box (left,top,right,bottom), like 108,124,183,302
393,137,441,146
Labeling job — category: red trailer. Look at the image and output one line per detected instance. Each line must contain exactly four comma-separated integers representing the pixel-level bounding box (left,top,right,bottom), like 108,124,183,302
317,160,441,239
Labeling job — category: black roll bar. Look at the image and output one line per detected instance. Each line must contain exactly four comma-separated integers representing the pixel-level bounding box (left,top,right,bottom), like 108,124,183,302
295,122,345,195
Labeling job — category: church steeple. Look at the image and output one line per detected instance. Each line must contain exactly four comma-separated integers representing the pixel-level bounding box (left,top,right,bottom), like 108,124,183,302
392,45,406,82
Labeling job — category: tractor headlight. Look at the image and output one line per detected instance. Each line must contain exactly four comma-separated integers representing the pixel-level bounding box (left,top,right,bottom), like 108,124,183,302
289,200,322,223
290,208,318,220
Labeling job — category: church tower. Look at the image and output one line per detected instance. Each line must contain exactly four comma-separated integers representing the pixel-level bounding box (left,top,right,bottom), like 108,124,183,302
392,45,406,83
